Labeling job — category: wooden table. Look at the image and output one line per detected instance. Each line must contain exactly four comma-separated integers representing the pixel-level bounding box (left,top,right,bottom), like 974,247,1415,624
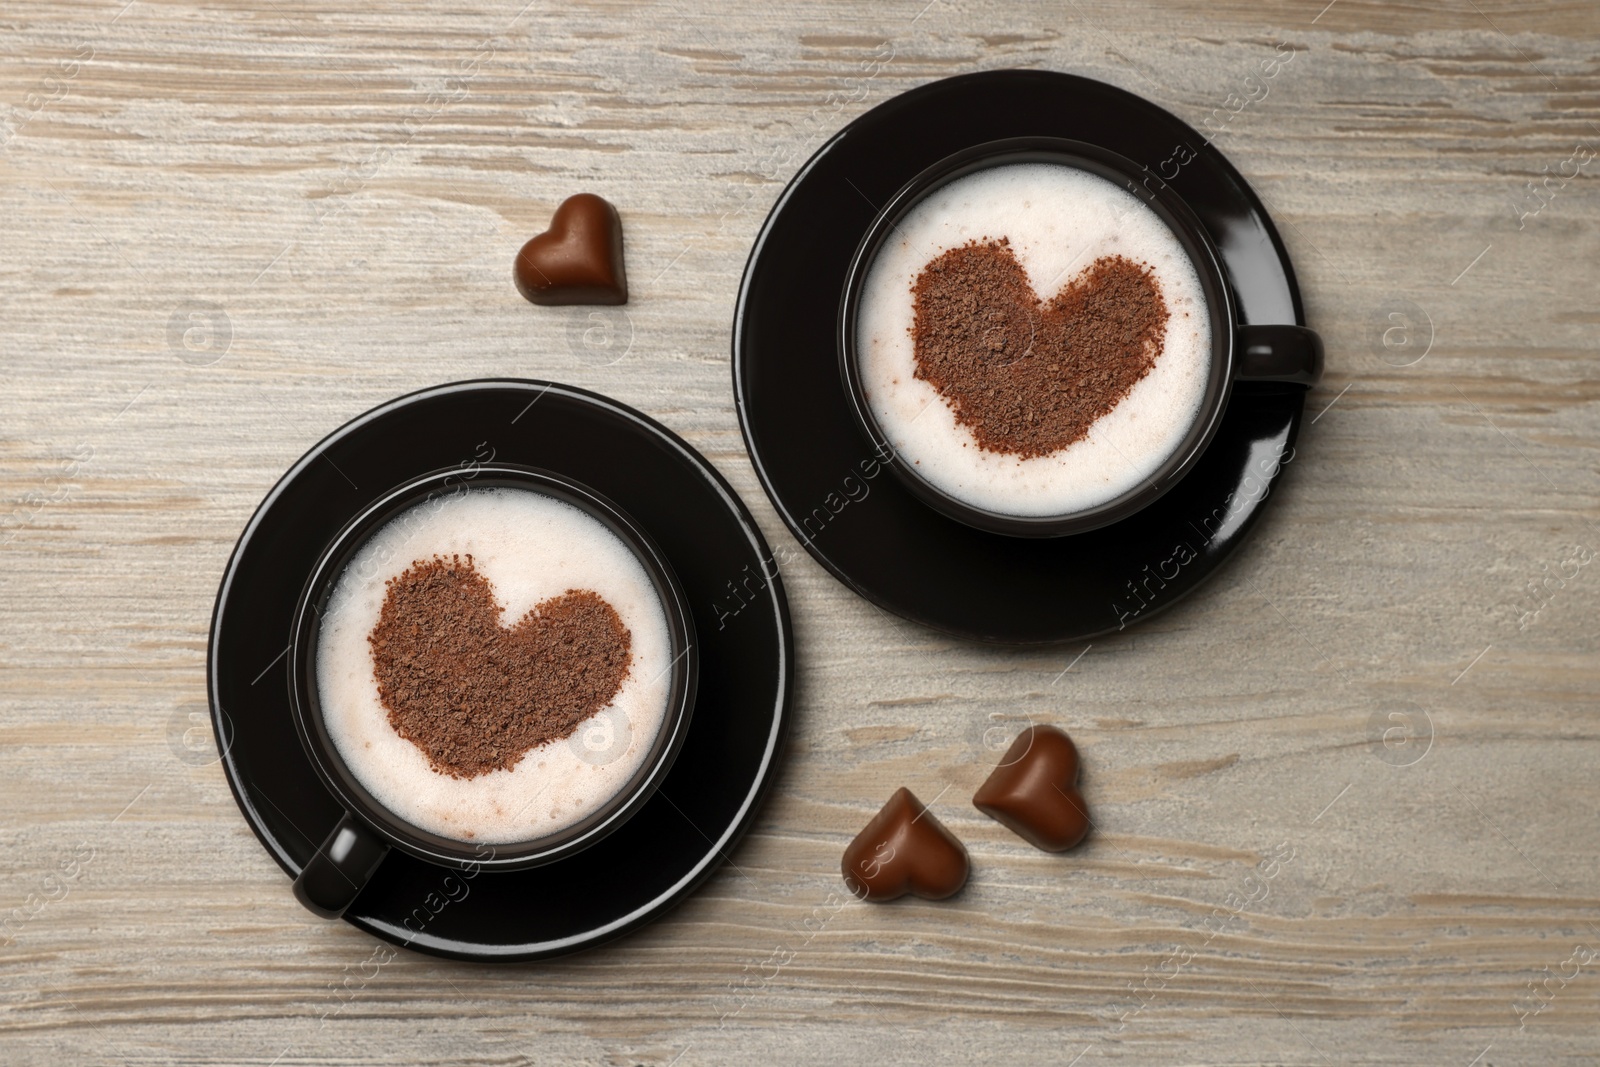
3,1,1597,1063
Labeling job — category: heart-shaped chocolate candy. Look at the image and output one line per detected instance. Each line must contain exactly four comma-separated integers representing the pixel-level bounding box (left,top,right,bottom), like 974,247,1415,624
972,725,1090,852
514,193,627,305
842,787,970,902
911,240,1169,458
367,554,632,778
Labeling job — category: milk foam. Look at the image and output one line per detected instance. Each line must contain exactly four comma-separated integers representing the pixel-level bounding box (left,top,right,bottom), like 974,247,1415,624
315,487,674,845
857,162,1213,517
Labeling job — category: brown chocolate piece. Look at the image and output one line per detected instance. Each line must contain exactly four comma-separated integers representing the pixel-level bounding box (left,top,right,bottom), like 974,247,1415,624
841,787,969,902
513,193,628,305
972,725,1090,852
910,239,1169,458
367,554,632,778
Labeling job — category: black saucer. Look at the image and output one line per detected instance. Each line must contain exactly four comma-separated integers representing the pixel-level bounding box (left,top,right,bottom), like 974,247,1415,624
733,70,1311,644
208,381,793,961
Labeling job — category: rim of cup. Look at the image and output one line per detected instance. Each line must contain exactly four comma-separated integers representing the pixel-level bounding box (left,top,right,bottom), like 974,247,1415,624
836,136,1241,539
287,463,699,871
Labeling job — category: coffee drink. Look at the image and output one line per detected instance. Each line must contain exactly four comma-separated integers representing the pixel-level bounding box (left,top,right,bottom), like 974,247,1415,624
315,486,673,845
855,161,1212,518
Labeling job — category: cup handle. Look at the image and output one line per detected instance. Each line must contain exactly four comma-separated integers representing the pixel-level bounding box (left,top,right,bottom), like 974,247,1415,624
292,811,390,919
1234,324,1324,386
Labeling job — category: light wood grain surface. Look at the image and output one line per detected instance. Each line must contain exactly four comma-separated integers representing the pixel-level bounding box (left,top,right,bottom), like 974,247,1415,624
3,0,1599,1063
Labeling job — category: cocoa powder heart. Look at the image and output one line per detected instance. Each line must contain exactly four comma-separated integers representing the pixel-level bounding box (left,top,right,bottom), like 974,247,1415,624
972,725,1090,852
366,554,632,779
841,787,970,902
910,239,1170,458
513,193,628,305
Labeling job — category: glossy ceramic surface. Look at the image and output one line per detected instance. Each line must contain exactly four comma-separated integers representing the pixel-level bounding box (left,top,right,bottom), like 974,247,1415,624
209,380,793,960
734,69,1310,643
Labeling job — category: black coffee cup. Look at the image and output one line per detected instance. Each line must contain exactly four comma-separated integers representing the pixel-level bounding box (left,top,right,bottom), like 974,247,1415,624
287,464,698,919
838,136,1323,538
